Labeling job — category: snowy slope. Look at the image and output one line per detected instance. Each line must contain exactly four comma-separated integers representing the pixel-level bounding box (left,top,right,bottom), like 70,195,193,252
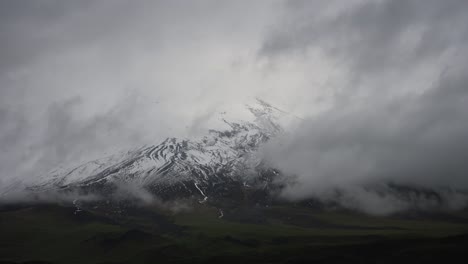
28,99,300,201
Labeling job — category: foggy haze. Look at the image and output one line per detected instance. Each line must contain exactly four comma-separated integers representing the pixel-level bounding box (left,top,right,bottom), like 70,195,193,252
2,1,468,214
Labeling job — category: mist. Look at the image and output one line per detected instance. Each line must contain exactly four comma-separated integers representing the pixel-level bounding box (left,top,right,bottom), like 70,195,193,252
260,0,468,214
0,1,287,186
2,1,468,215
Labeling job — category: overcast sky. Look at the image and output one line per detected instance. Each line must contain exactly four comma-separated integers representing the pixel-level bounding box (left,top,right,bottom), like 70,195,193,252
1,0,468,207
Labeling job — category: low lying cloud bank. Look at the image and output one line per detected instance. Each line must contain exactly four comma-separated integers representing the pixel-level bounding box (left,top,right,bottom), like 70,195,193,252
262,63,468,214
0,180,192,215
260,0,468,215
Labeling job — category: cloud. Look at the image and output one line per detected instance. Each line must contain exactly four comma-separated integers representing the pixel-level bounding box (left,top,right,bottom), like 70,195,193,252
0,93,164,186
259,0,468,214
2,1,468,215
265,67,468,190
261,0,468,73
0,1,283,185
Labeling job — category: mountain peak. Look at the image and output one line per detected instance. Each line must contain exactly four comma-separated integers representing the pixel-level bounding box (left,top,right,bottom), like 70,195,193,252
21,99,292,201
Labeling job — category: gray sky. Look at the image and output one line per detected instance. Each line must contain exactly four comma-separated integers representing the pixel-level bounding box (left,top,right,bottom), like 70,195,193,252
0,0,287,184
259,0,468,213
1,0,468,207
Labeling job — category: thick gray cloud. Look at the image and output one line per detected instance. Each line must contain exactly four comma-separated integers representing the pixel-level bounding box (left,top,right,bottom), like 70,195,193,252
261,0,468,73
260,0,468,213
264,61,468,190
2,0,468,215
0,1,286,185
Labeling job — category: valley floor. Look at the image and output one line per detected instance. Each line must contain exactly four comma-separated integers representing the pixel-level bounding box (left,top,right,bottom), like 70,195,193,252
1,204,468,264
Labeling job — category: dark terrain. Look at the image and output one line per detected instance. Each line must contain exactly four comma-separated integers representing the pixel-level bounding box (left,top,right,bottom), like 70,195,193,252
1,202,468,264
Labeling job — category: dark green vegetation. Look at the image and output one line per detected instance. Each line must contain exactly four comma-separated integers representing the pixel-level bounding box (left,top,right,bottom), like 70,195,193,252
1,203,468,264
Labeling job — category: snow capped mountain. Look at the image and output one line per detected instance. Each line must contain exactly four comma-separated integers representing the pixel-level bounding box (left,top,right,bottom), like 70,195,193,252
26,99,300,203
3,99,466,215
